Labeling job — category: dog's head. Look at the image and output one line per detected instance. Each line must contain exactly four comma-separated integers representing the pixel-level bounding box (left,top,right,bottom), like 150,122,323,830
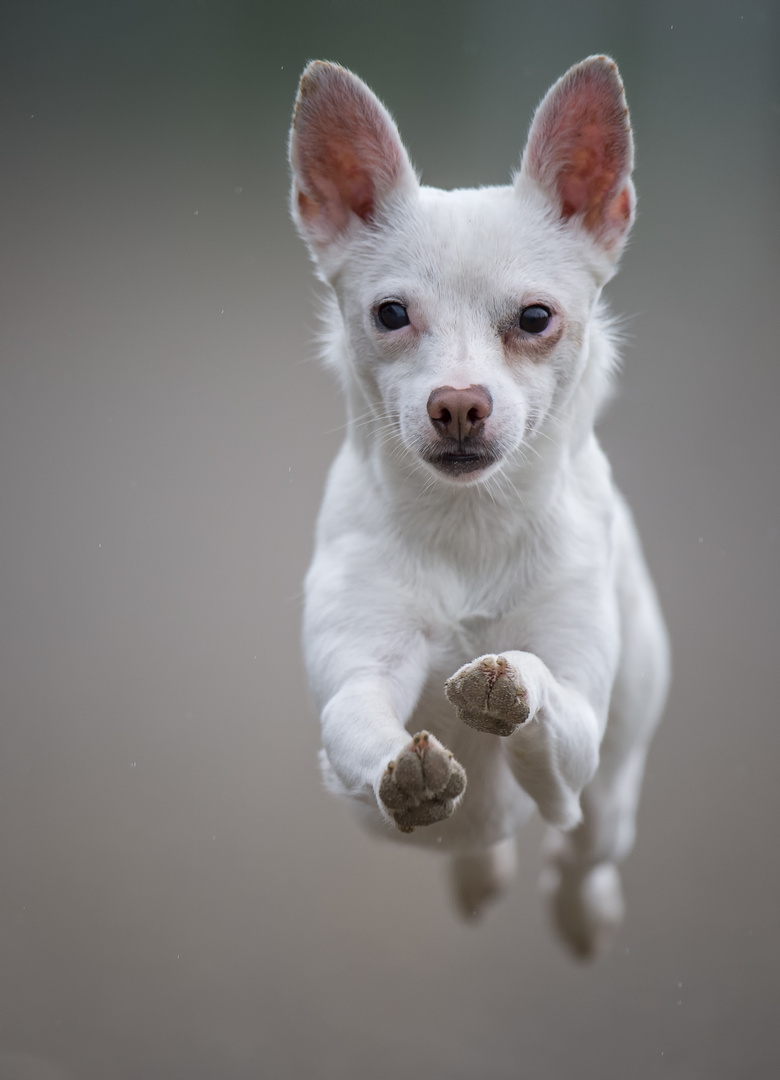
289,58,635,486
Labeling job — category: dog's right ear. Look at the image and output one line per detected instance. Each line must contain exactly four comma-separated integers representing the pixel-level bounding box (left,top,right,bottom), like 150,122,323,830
289,61,418,253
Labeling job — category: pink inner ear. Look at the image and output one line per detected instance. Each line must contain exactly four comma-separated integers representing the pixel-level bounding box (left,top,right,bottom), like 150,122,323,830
296,145,376,235
607,185,633,230
292,63,410,239
525,59,634,244
558,120,620,225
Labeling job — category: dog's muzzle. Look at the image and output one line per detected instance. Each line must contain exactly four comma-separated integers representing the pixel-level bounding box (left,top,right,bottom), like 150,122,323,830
423,442,500,477
424,384,499,477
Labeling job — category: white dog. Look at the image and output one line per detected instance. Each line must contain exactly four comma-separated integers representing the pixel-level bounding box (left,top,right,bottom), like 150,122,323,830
288,56,670,957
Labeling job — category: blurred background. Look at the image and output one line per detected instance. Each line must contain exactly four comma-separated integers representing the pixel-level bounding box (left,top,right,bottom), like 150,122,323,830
1,1,778,1077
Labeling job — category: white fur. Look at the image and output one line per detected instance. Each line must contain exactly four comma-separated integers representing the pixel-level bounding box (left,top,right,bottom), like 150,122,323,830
290,57,670,956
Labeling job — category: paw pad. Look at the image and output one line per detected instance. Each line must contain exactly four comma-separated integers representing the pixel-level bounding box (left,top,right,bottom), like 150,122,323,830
378,732,466,833
445,655,530,736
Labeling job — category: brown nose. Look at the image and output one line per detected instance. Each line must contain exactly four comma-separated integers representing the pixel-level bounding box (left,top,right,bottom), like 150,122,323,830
426,385,493,439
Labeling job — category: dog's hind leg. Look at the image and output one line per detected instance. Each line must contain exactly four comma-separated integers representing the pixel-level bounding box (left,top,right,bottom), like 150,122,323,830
449,837,517,919
541,739,648,958
543,521,670,957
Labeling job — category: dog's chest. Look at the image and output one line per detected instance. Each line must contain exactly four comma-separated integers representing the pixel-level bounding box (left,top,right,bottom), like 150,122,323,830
417,557,545,669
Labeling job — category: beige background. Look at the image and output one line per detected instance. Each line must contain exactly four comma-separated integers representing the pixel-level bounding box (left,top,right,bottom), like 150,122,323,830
1,1,778,1077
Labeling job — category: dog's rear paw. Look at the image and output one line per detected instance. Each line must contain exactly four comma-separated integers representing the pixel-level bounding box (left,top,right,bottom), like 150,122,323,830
450,837,517,919
542,861,625,959
445,655,530,736
378,732,466,833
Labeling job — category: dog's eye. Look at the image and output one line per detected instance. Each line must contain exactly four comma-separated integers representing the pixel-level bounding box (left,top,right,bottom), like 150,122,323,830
377,302,410,330
518,305,552,334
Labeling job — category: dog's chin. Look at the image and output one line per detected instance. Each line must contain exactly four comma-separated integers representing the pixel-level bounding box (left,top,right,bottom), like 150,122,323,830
422,448,502,484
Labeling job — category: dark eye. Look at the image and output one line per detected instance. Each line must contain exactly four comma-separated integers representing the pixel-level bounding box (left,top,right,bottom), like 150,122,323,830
377,301,410,330
518,305,552,334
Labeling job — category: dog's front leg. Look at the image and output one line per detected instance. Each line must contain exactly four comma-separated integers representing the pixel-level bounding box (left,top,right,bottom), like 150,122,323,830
310,627,466,833
446,652,601,830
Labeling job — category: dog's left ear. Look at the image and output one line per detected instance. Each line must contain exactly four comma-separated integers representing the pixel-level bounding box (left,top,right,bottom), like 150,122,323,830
517,56,635,258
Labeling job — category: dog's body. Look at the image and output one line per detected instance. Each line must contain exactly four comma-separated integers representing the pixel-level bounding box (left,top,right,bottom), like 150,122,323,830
289,57,669,956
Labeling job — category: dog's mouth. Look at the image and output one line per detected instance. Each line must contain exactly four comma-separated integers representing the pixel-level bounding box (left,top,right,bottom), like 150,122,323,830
423,442,501,479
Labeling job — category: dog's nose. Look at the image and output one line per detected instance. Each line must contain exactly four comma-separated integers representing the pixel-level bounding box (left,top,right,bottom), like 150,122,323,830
426,385,493,438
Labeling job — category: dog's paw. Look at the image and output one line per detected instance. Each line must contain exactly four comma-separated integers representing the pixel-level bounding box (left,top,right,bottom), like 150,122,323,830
542,861,625,959
445,655,530,736
377,732,466,833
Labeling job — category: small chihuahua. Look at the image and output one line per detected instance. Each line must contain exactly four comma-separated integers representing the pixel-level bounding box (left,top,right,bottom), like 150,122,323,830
289,56,669,956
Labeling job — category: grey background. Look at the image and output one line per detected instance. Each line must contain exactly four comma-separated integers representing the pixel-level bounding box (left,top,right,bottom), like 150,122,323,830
1,1,778,1077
